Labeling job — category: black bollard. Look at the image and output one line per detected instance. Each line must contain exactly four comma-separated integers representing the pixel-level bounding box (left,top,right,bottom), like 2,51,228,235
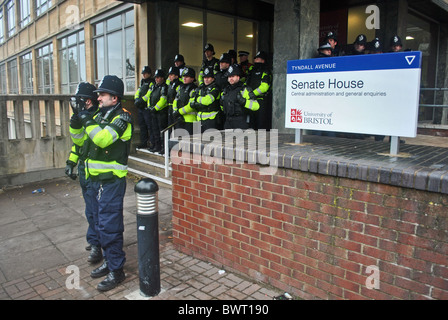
135,178,160,297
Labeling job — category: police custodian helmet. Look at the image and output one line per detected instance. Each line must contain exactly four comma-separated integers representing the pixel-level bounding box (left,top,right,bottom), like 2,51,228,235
94,75,124,98
75,82,97,100
183,67,196,79
226,64,242,77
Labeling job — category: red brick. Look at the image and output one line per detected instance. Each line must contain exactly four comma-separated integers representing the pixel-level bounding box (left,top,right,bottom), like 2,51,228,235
308,191,334,205
333,276,360,294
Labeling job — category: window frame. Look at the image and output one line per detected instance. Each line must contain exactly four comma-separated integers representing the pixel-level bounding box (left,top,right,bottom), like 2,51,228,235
92,8,135,93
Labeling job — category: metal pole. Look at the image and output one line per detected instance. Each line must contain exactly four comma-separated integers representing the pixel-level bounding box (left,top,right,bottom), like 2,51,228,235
390,136,400,155
135,178,160,297
295,129,303,144
164,130,169,178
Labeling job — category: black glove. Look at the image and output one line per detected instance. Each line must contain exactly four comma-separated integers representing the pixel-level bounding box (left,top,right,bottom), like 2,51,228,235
70,97,86,115
70,113,82,129
248,91,257,100
78,110,95,127
134,98,145,110
148,106,156,113
190,100,200,111
236,91,247,106
172,110,183,122
65,160,77,180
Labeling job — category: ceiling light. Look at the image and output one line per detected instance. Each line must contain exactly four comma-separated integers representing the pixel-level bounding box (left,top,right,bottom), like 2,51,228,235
182,22,203,28
406,36,415,40
246,34,253,38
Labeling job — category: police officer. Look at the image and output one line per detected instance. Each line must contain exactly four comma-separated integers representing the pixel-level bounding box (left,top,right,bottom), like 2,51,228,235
325,32,341,56
174,54,187,80
349,34,367,55
173,67,198,135
167,66,181,130
215,53,231,90
134,66,154,149
238,51,252,82
369,37,383,54
72,75,133,292
245,51,272,130
317,42,333,58
191,66,222,132
66,82,101,264
220,64,259,130
389,35,403,52
146,69,168,154
228,49,237,65
199,43,219,86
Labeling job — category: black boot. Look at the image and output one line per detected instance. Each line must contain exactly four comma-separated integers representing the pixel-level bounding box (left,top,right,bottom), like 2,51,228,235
90,260,109,279
97,269,125,292
88,245,103,264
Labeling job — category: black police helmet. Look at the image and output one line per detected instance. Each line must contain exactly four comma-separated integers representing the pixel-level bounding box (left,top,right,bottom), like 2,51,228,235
219,53,232,64
370,38,383,52
226,64,241,77
154,69,166,78
183,67,196,79
94,75,124,98
174,54,184,63
203,66,215,78
325,31,337,42
390,35,403,47
75,82,97,100
354,34,367,45
141,66,152,74
168,66,180,77
204,43,215,54
254,51,268,61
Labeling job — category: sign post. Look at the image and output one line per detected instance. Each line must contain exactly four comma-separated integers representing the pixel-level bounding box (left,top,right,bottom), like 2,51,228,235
286,52,422,154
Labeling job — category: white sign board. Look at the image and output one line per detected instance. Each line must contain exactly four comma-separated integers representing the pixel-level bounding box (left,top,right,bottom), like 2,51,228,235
285,52,422,137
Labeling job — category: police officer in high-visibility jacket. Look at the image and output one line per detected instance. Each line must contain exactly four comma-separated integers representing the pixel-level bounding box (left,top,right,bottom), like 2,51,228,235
134,66,154,149
71,75,133,292
220,64,259,130
172,67,198,135
146,69,168,154
66,82,101,264
245,51,272,130
190,66,222,132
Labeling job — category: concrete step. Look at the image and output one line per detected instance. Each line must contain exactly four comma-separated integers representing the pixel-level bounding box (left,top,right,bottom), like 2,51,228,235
128,148,172,188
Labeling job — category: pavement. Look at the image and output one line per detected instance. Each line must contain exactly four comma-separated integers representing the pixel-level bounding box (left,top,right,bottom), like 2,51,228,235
0,134,447,301
0,175,283,301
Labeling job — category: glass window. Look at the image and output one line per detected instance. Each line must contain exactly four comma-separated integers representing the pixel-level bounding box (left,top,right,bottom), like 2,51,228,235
20,52,33,94
6,0,15,37
93,9,135,93
20,0,31,28
179,7,204,73
0,9,4,44
7,59,18,94
0,64,7,94
237,19,257,64
37,43,54,94
59,30,86,94
179,7,258,73
36,0,52,17
207,13,234,59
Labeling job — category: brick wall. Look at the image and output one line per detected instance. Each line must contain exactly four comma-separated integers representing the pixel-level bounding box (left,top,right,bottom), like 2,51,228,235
171,158,448,300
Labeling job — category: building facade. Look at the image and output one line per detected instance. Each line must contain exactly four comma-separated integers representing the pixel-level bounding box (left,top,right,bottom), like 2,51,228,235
1,0,448,136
